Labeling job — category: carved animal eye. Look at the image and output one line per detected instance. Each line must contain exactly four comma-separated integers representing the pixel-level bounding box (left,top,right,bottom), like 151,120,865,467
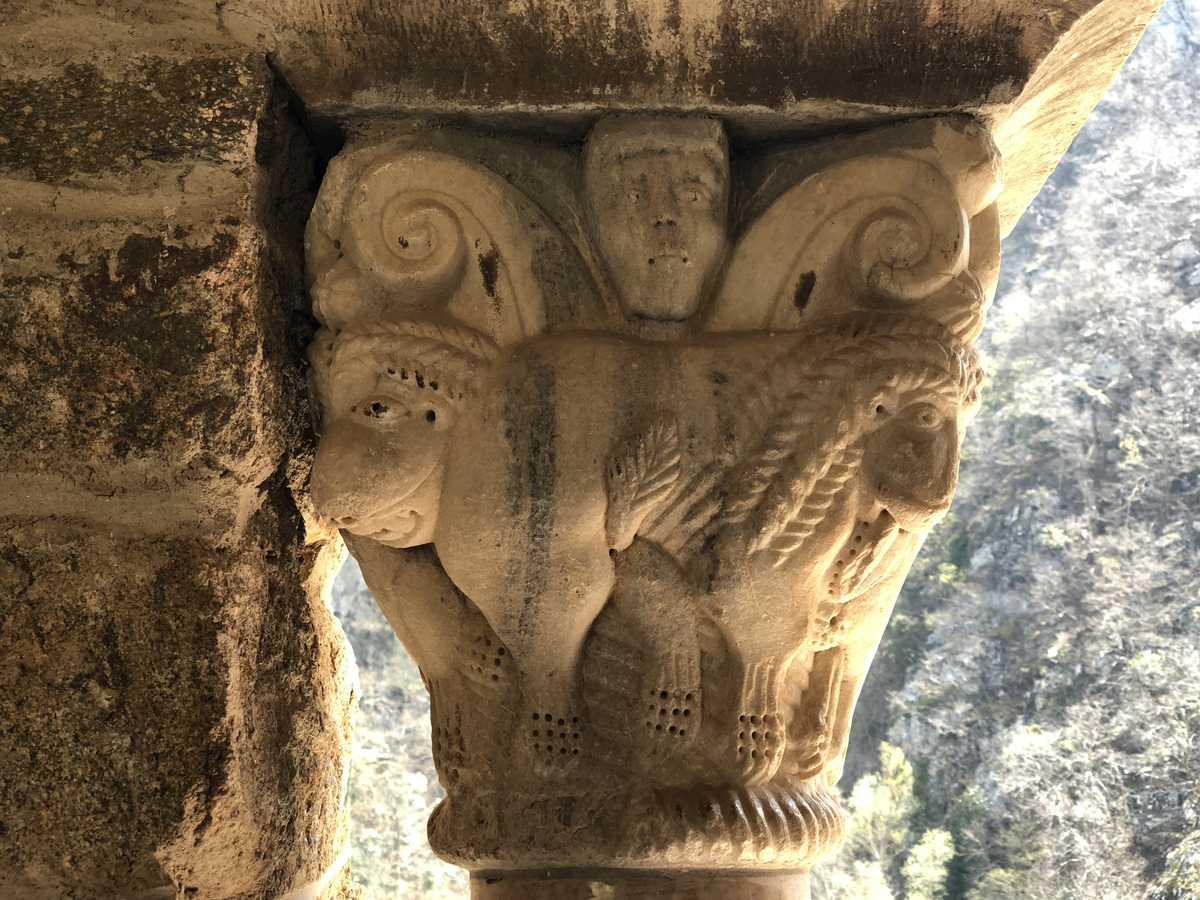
906,403,944,429
363,400,391,419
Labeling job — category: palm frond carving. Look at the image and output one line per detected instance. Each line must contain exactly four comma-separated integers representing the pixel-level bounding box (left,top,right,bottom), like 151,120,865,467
605,417,683,551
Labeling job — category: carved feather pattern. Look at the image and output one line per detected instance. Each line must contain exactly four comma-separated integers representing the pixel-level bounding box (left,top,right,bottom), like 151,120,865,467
641,462,725,557
759,445,864,564
723,387,831,528
667,381,854,564
745,422,855,553
742,333,964,555
605,417,682,551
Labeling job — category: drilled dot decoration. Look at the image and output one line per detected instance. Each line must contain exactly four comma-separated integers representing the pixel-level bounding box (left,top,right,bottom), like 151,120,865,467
456,627,512,686
735,712,782,760
644,687,696,738
530,711,584,759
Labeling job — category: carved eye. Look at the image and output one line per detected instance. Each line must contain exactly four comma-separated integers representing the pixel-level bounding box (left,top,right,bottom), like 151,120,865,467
362,400,391,419
905,402,944,430
627,190,641,205
675,184,710,205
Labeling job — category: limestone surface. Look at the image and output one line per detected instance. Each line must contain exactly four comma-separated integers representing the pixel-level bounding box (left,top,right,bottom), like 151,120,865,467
0,35,356,900
306,114,999,875
231,0,1163,234
0,1,1166,896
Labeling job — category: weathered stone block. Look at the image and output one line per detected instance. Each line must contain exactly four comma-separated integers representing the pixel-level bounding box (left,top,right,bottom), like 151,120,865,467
0,58,268,184
0,520,353,900
0,53,312,521
0,36,355,900
0,532,232,896
229,0,1163,232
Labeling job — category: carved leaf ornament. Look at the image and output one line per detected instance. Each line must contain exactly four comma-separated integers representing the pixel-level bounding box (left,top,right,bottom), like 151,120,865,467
305,116,999,872
606,418,683,552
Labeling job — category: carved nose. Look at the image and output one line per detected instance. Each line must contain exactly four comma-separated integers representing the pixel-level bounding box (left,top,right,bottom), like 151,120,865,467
309,459,359,528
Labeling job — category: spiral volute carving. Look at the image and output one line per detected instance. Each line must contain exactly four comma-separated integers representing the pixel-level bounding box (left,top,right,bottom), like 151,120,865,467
345,164,469,306
847,177,967,305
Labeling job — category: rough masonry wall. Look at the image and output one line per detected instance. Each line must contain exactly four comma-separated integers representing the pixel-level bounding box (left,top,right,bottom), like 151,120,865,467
0,12,355,899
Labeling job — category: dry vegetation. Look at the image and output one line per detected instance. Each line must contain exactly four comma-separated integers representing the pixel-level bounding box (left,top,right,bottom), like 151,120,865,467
823,3,1200,896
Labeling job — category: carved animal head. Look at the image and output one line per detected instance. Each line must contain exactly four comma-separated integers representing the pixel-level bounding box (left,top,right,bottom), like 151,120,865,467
862,391,960,532
585,116,729,323
858,337,980,533
307,316,497,547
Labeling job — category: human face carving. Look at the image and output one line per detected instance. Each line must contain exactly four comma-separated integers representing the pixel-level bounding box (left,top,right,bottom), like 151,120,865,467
586,119,729,323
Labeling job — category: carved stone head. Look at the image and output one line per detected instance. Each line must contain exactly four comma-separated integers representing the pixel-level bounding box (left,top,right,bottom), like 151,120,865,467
307,317,496,548
584,116,729,323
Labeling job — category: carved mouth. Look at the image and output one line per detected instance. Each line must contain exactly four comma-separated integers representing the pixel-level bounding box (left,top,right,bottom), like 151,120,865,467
338,493,424,545
876,458,957,528
364,508,422,547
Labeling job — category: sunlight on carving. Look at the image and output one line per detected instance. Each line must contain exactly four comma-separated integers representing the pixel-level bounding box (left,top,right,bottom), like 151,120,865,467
305,113,1000,879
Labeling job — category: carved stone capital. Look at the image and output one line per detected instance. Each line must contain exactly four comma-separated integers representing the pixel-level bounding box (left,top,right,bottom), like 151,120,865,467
305,114,999,876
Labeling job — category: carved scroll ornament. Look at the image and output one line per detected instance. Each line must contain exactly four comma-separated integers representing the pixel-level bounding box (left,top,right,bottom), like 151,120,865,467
305,116,1000,873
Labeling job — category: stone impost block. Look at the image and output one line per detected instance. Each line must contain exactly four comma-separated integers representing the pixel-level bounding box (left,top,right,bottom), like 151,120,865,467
229,0,1164,234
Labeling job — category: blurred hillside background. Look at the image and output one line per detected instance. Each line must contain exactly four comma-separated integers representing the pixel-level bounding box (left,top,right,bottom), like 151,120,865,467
329,1,1200,895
